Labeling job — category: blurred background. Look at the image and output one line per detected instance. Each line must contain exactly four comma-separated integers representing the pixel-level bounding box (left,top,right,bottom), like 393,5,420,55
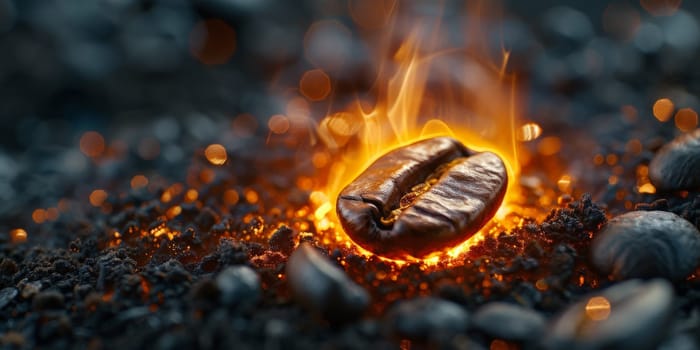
1,0,699,228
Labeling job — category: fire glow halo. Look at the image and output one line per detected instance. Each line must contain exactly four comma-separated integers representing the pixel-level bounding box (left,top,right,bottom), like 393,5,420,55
307,2,537,265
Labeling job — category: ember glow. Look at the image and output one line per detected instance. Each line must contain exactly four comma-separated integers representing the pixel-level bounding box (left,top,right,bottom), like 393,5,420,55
308,2,539,264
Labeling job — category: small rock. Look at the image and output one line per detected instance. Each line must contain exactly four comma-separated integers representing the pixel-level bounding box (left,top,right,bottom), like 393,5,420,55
20,280,41,299
650,129,700,191
33,291,65,311
157,259,191,283
591,211,700,280
658,333,699,350
190,278,220,306
269,225,295,255
0,287,17,309
384,297,469,343
0,258,18,275
0,331,25,348
286,243,369,323
215,265,260,308
52,259,72,274
471,302,546,342
544,279,675,350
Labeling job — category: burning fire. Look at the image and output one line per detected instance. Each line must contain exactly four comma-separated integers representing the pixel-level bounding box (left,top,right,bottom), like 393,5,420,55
308,2,538,265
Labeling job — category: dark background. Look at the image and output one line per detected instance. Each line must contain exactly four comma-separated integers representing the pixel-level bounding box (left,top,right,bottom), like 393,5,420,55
1,0,699,225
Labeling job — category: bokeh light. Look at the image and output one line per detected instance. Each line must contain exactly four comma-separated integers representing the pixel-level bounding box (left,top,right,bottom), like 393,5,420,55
131,175,149,189
640,0,683,16
204,144,228,165
675,108,698,132
89,189,108,207
190,19,237,65
80,131,105,158
585,296,611,321
300,69,332,101
653,98,675,122
10,228,27,243
268,115,291,134
517,123,543,141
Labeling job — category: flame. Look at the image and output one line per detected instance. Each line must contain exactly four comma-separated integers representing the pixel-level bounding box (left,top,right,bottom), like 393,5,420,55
310,2,528,265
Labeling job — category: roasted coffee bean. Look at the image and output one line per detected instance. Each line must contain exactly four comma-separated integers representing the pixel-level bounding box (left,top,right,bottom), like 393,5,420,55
337,137,508,258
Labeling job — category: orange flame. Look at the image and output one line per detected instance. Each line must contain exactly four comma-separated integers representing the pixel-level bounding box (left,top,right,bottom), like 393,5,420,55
310,2,529,265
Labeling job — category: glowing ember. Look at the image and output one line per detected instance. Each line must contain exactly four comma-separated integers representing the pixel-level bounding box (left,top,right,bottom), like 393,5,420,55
10,228,27,243
268,115,291,135
516,123,543,141
585,296,611,321
638,183,656,194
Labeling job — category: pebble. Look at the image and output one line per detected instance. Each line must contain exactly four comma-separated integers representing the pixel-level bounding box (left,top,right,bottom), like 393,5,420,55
591,211,700,280
650,129,700,191
20,280,42,299
269,225,295,255
471,302,546,342
286,243,369,323
544,279,675,350
215,265,261,308
33,291,65,311
384,297,469,343
658,333,700,350
0,287,17,309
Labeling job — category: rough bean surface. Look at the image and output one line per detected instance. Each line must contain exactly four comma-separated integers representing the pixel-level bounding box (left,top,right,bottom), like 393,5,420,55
337,137,508,258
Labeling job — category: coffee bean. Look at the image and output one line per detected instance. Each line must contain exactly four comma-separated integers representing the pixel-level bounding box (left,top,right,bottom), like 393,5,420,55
336,137,508,258
591,211,700,281
650,129,700,191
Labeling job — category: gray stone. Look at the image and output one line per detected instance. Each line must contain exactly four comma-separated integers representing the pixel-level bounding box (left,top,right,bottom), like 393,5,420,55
384,297,469,342
591,211,700,280
471,302,546,342
215,265,261,308
33,291,65,311
544,279,675,350
0,287,17,309
650,129,700,191
286,243,369,323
